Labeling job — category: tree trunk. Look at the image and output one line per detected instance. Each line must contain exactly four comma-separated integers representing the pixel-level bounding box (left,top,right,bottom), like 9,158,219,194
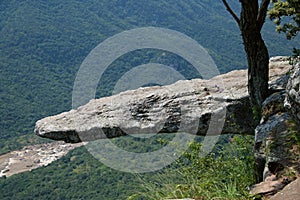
240,1,270,109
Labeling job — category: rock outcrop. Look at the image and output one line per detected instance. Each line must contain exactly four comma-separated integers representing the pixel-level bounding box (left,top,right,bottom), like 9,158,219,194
251,57,300,196
34,57,290,143
285,60,300,121
269,178,300,200
34,56,299,198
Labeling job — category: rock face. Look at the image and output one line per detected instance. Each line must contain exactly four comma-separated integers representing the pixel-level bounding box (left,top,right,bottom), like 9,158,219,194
285,60,300,121
34,56,299,197
251,58,300,196
269,178,300,200
34,58,290,143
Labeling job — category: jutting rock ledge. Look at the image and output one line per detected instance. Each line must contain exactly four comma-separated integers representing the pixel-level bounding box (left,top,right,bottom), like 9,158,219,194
35,57,290,143
35,56,300,198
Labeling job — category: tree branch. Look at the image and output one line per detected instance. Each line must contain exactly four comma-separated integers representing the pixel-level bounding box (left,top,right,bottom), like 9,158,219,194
257,0,271,30
221,0,240,24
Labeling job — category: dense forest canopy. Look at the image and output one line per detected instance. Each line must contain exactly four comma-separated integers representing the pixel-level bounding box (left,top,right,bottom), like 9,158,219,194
0,1,299,199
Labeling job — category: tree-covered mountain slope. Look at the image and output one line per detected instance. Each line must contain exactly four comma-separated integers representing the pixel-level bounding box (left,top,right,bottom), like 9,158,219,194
0,135,257,200
0,1,299,199
0,0,299,150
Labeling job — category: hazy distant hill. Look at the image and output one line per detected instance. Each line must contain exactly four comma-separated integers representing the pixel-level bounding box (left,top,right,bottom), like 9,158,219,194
0,0,299,147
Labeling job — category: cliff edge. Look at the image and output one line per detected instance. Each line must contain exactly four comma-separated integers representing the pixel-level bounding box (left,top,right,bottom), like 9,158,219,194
34,56,300,198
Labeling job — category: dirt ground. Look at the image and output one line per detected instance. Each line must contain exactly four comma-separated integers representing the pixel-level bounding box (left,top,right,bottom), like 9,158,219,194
0,141,84,177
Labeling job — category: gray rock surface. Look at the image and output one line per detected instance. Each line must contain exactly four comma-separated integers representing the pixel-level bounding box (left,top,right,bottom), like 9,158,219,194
252,59,300,196
35,76,250,143
285,60,300,121
269,56,291,91
34,58,291,143
254,112,298,180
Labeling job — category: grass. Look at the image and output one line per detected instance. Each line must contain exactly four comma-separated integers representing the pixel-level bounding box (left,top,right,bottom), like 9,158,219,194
129,135,257,200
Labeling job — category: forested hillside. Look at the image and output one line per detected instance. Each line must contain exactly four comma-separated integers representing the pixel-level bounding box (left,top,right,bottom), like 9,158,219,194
0,135,257,200
1,1,299,199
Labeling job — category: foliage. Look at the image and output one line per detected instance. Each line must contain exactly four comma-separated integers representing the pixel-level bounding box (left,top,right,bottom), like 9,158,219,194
0,134,52,155
289,47,300,65
269,0,300,39
132,135,257,200
0,146,139,200
0,135,256,200
0,1,298,199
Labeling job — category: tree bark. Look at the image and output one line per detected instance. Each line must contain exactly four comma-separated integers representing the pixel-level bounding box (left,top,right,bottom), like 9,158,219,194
240,1,270,109
222,0,271,109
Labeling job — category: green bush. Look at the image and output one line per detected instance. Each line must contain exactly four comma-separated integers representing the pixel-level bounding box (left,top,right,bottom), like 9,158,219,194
135,135,256,200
